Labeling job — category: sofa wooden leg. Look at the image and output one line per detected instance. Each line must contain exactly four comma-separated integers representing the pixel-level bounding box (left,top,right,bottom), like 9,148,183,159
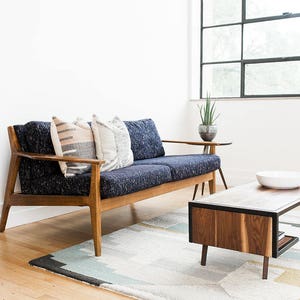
0,202,11,232
89,205,101,256
1,153,20,232
130,204,138,222
209,171,216,194
88,163,101,256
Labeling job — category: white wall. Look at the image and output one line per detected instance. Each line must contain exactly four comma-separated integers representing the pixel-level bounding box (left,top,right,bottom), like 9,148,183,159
0,0,189,227
1,0,300,228
185,99,300,186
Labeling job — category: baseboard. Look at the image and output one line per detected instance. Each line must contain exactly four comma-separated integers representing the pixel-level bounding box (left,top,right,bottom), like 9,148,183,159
2,205,84,229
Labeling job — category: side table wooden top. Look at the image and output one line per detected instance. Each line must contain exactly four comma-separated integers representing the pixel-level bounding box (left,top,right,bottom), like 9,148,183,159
162,140,232,146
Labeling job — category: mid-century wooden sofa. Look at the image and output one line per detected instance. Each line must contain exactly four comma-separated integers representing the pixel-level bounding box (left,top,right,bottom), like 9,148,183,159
0,119,223,256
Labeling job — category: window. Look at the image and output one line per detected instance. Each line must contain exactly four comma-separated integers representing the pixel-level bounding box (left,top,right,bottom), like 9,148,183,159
200,0,300,98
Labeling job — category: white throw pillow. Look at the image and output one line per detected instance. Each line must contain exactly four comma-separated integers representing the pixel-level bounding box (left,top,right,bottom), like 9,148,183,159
92,115,133,171
50,117,96,177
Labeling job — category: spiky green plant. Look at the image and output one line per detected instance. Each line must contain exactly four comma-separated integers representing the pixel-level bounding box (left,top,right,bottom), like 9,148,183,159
198,94,220,125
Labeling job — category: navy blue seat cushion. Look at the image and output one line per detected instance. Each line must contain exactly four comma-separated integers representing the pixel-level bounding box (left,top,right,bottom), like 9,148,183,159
134,154,220,181
124,119,165,160
19,164,172,199
101,164,171,198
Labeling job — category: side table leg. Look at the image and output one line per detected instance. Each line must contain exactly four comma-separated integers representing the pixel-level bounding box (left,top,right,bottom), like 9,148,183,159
201,245,208,266
192,184,199,200
203,145,209,154
262,256,269,279
201,182,205,196
218,168,228,190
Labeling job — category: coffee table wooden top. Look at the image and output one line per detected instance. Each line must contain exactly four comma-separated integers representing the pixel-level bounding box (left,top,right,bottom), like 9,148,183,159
192,182,300,215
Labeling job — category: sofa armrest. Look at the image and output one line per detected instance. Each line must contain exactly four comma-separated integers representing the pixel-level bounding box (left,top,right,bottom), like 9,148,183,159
15,151,103,197
15,151,104,166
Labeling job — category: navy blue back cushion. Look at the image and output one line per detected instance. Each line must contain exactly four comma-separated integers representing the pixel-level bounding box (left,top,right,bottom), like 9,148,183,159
14,122,61,182
124,119,165,160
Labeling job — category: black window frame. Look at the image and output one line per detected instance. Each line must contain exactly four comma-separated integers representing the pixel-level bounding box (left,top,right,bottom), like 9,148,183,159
200,0,300,99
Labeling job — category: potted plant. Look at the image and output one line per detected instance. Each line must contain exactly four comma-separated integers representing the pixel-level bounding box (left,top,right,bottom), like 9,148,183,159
198,94,220,141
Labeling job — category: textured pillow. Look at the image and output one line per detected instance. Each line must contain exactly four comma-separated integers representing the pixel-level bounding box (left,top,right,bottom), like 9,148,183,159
50,117,96,177
92,115,134,171
124,119,165,160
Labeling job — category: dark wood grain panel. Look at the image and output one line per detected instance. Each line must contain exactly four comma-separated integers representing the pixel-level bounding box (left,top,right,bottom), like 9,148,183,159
243,214,272,256
190,207,273,256
191,208,216,246
215,210,245,251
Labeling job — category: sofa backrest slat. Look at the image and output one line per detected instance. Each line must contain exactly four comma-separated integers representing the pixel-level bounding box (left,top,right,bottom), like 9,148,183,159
8,126,21,153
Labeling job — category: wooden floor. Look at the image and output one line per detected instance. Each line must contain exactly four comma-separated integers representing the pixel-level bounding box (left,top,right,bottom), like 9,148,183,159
0,186,213,300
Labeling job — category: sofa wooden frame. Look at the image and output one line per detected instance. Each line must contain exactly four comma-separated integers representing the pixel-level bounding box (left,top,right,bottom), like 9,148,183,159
0,126,221,256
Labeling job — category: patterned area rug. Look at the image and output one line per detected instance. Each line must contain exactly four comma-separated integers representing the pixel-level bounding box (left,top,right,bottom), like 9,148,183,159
30,207,300,300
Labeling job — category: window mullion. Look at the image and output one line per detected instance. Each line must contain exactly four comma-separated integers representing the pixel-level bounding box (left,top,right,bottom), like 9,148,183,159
203,22,242,29
200,0,204,99
244,56,300,64
245,13,300,24
241,0,246,98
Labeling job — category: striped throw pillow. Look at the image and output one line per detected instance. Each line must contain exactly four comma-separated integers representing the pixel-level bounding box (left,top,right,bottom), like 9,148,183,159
50,117,96,177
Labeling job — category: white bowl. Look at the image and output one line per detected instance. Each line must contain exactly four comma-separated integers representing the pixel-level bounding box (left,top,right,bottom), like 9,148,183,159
256,171,300,189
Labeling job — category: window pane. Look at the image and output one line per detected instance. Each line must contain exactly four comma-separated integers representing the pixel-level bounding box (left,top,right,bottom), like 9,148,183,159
245,61,300,95
244,18,300,59
203,0,241,26
202,63,240,98
203,25,241,62
246,0,300,19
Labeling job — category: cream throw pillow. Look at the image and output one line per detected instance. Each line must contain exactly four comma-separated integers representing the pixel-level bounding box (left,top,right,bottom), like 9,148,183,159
92,115,133,171
50,117,96,177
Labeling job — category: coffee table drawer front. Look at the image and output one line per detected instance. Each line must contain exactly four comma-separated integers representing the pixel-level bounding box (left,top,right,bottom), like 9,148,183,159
190,207,273,257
